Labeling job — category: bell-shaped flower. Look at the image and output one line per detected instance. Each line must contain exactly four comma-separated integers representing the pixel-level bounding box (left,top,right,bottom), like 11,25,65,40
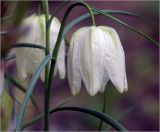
67,26,127,96
16,14,65,82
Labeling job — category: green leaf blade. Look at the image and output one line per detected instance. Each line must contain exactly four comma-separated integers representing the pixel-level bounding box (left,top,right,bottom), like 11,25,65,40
91,8,159,46
5,72,39,111
22,106,128,131
15,55,52,131
11,43,46,50
63,8,159,46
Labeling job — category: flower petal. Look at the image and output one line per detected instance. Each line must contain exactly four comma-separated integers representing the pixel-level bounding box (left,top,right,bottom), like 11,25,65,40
57,40,66,79
99,69,109,93
67,28,87,95
26,16,45,78
99,26,128,93
50,17,66,79
16,15,66,82
16,48,28,81
79,27,106,96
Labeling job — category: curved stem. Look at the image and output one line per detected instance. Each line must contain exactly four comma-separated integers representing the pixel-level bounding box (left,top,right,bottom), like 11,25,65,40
45,2,96,131
49,1,95,27
48,2,97,87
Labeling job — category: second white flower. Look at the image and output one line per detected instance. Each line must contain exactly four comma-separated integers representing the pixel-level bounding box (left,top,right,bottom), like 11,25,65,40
16,14,66,82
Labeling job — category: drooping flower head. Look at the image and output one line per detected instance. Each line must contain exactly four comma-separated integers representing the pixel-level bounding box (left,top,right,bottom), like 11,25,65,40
68,26,127,96
16,14,65,82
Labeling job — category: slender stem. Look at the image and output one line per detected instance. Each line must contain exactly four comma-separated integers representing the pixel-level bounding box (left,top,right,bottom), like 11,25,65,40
45,2,96,131
98,89,107,131
43,0,50,131
43,1,70,131
84,2,95,26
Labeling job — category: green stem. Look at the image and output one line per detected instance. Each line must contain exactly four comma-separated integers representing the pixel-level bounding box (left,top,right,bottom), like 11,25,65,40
98,89,107,131
44,2,96,131
43,0,50,131
84,2,95,26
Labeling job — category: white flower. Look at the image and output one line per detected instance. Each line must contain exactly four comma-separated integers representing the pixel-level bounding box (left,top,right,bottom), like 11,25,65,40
16,14,65,82
67,26,127,96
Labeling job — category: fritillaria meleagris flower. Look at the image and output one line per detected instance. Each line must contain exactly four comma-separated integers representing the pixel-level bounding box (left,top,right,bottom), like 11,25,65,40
16,14,65,82
67,26,127,96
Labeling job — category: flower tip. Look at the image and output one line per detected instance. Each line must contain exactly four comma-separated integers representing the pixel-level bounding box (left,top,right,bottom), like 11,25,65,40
89,93,96,96
71,88,81,96
59,74,65,80
88,91,98,96
72,91,79,96
124,87,128,92
117,87,128,93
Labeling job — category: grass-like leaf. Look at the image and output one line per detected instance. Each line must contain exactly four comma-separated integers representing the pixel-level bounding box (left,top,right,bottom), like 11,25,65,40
4,43,45,62
91,7,159,46
101,10,157,27
11,43,45,50
63,9,154,37
22,97,73,129
15,55,52,131
22,106,128,131
63,8,159,46
5,73,39,112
